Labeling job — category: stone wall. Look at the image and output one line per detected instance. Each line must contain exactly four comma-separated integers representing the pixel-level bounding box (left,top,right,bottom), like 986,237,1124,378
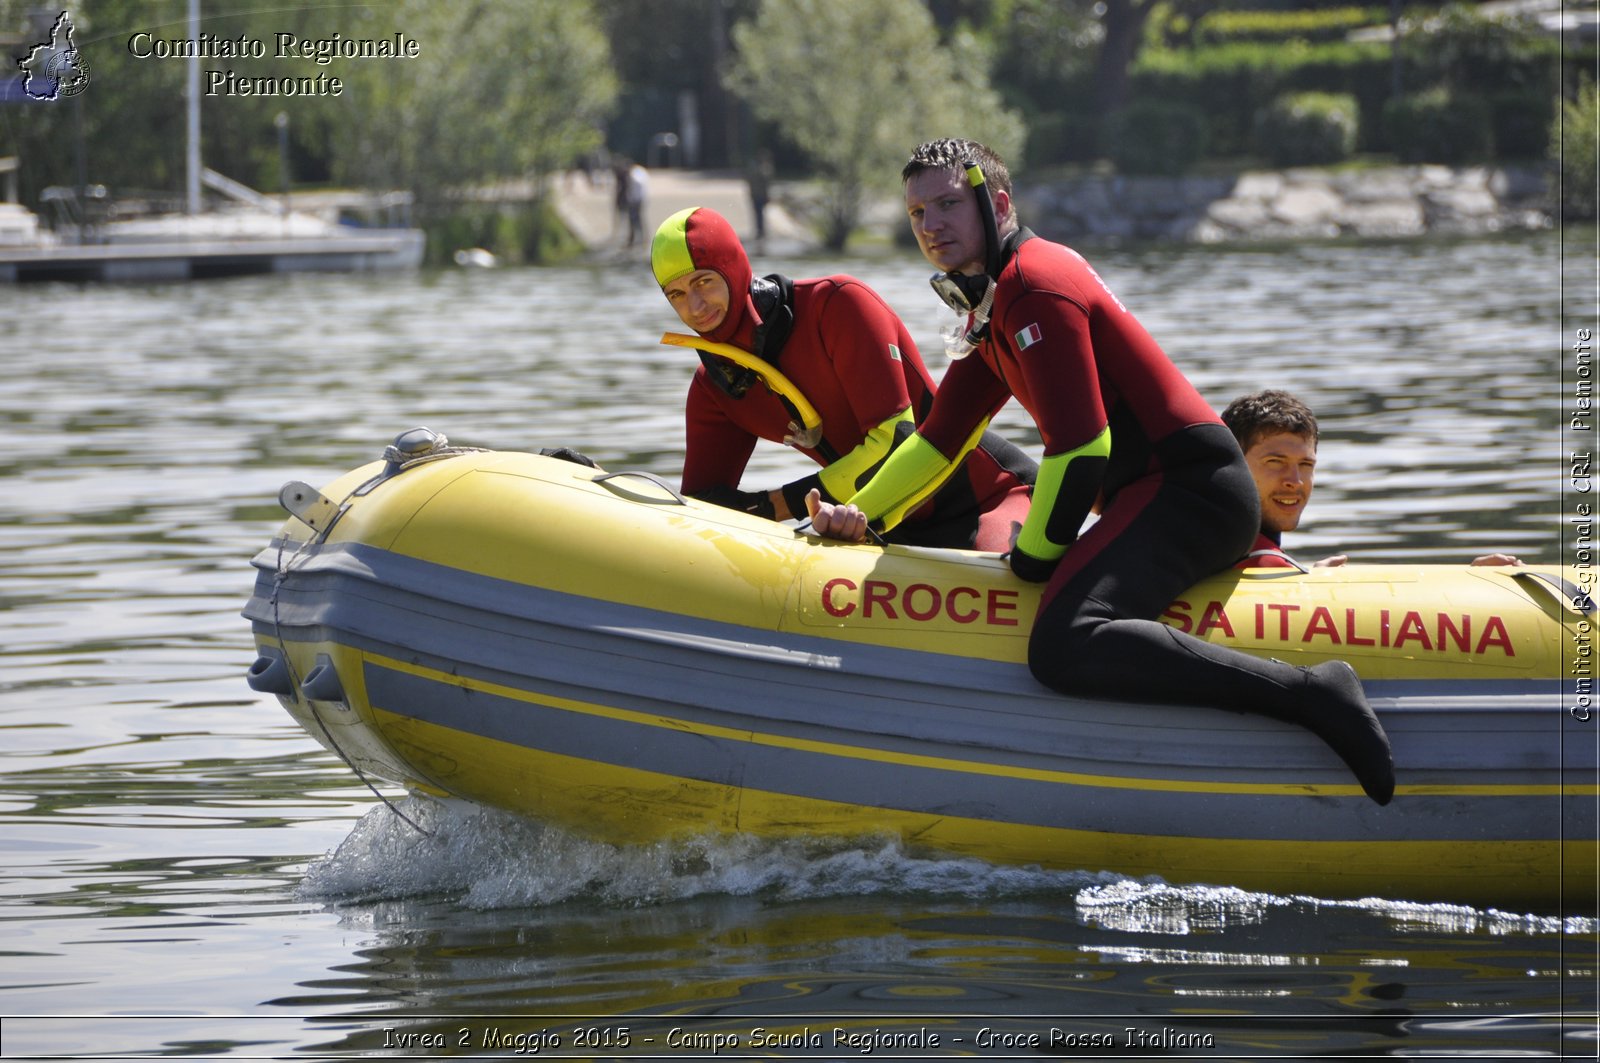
1018,164,1554,245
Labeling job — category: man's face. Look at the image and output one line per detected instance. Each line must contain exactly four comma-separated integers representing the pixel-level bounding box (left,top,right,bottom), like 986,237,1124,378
905,167,990,277
663,268,730,334
1244,431,1318,535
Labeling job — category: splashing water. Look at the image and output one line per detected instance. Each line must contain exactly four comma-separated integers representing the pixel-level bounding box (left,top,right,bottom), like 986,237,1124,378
298,797,1123,909
300,799,1597,939
1076,878,1591,937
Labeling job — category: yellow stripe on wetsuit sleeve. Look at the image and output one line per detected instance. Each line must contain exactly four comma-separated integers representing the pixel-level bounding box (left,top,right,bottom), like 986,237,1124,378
1015,426,1111,562
846,419,991,533
819,408,914,502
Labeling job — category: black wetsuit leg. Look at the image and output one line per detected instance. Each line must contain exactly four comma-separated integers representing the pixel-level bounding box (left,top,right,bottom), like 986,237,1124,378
1027,423,1394,804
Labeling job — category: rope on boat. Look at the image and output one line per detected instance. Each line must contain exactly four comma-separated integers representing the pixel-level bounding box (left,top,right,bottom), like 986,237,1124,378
267,479,434,839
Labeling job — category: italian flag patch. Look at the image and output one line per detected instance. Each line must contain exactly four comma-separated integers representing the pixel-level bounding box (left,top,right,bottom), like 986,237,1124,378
1015,323,1043,349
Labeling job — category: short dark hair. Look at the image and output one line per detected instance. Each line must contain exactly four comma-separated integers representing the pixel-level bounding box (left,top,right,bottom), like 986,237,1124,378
1221,389,1320,452
902,138,1013,200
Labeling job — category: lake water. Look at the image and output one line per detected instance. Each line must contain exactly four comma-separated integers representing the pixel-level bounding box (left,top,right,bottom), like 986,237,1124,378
2,229,1595,1058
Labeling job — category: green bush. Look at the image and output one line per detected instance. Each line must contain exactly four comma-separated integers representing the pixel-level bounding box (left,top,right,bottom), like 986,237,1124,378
1128,8,1555,164
1553,80,1599,221
1106,100,1210,175
1381,87,1494,164
1254,92,1359,166
1024,111,1101,166
1491,90,1558,160
424,199,582,267
1131,38,1393,156
1400,4,1559,96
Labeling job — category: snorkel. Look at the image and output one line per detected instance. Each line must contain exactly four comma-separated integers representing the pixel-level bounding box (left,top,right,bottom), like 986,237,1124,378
930,159,1003,357
969,158,1004,281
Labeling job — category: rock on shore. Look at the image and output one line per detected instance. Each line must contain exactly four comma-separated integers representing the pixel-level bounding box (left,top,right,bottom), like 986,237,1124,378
1020,164,1553,245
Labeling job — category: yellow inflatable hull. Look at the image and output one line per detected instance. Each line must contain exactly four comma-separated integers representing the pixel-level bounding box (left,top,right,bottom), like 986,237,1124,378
244,444,1595,909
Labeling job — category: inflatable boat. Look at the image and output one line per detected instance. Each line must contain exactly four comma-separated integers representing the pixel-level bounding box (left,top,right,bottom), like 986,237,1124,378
243,430,1596,908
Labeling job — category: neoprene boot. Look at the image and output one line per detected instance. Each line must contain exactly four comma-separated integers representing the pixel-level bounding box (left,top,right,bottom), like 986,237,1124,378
1290,659,1395,805
1037,621,1396,805
1151,626,1395,805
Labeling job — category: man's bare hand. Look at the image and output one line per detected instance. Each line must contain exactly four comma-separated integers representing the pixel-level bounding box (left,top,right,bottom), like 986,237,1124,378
805,488,868,541
1470,553,1522,566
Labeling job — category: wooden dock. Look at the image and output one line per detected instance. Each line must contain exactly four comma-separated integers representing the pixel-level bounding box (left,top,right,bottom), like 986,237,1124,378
0,227,425,282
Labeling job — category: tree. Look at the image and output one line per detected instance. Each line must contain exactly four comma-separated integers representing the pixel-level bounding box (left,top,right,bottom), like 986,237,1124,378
592,0,757,167
1554,79,1598,222
2,0,199,206
981,0,1219,159
725,0,1021,251
1093,0,1161,122
331,0,617,220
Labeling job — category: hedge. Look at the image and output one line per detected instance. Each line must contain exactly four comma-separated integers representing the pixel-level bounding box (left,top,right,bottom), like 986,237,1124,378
1192,7,1389,47
1553,80,1599,221
1381,87,1494,165
1107,100,1210,175
1254,92,1360,166
1131,39,1394,156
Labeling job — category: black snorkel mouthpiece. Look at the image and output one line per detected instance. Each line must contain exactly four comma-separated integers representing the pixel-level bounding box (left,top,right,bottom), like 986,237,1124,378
929,159,1002,355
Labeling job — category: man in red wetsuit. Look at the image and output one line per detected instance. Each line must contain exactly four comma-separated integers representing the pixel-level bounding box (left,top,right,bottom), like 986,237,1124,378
807,138,1394,805
650,206,1034,551
1223,389,1521,570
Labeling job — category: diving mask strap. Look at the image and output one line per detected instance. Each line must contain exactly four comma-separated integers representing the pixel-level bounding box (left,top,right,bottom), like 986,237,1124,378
935,159,1004,359
697,350,758,398
943,279,995,360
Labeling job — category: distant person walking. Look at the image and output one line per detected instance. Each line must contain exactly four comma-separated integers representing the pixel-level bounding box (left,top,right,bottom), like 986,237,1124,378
746,150,774,244
624,160,650,248
611,156,631,241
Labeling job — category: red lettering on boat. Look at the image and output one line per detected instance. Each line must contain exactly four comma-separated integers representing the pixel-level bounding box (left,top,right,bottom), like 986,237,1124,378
1266,603,1300,640
817,578,1018,627
903,583,941,622
1196,601,1235,637
863,579,898,619
987,589,1020,626
1303,606,1341,644
1344,608,1376,646
1271,604,1513,657
1477,615,1514,656
1393,610,1433,651
1437,613,1470,653
947,586,981,623
822,577,855,618
1162,600,1193,634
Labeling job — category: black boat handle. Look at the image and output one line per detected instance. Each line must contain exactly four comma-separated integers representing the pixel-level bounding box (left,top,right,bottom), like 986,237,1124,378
594,471,689,506
1513,570,1596,616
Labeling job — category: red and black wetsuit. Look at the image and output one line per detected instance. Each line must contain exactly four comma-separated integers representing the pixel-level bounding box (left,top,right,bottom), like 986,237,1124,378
844,208,1390,802
662,207,1033,552
683,274,1034,551
1237,531,1298,569
889,232,1267,700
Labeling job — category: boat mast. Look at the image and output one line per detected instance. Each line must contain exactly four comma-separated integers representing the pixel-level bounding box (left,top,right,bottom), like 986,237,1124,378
185,0,200,214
